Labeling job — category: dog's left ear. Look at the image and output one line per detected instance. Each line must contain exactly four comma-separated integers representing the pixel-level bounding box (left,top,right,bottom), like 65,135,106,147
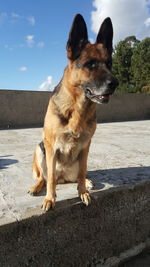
67,14,88,61
96,17,113,54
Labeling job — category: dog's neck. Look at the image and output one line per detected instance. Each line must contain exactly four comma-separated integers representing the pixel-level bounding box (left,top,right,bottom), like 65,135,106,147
51,70,96,136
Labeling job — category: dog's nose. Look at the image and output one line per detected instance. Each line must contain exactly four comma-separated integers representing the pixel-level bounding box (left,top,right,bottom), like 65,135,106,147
108,77,119,91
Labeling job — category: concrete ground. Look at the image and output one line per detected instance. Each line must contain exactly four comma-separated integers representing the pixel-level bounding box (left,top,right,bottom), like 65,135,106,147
0,120,150,222
0,120,150,266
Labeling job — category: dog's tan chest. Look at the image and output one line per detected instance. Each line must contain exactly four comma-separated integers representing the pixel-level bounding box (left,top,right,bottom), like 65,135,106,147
54,131,90,164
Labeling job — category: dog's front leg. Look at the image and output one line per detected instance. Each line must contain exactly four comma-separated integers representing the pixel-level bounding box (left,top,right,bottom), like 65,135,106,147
42,141,56,211
77,142,91,206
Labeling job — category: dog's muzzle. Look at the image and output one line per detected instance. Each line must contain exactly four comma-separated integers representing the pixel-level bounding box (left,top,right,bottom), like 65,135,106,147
85,90,110,103
84,77,118,104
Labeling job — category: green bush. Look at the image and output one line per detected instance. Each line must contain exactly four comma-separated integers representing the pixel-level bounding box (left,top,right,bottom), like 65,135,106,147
112,36,150,93
141,86,150,93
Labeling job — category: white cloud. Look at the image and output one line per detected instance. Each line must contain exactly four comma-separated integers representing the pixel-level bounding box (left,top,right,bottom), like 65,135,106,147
37,41,45,48
89,37,95,43
91,0,150,44
11,12,20,19
19,66,28,71
5,12,36,25
25,36,45,48
4,44,14,51
26,35,34,47
38,76,53,91
27,16,35,26
145,17,150,26
4,43,25,50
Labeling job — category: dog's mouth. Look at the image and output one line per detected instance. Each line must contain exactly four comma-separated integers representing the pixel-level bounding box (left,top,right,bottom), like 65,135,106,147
85,88,111,104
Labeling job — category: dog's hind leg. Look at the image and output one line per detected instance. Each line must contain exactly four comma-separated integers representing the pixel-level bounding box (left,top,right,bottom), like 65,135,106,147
28,143,46,195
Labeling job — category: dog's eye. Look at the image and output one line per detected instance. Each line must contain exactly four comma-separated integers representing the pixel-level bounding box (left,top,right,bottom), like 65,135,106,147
84,59,99,70
91,63,96,68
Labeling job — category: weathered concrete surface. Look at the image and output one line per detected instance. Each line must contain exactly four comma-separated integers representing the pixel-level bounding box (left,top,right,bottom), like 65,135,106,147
0,89,150,128
120,249,150,267
0,89,50,128
96,93,150,123
0,121,150,266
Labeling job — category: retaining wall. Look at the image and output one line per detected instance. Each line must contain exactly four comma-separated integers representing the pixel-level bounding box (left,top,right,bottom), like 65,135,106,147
0,183,150,266
0,89,150,128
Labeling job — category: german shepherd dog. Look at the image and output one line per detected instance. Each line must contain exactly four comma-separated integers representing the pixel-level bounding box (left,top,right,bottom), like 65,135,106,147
28,14,118,211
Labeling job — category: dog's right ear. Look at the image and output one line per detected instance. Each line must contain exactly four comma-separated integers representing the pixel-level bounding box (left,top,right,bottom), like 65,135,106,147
96,17,113,54
66,14,88,61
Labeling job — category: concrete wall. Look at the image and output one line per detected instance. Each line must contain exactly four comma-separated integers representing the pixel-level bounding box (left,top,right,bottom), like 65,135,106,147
96,93,150,123
0,182,150,266
0,89,150,128
0,90,50,128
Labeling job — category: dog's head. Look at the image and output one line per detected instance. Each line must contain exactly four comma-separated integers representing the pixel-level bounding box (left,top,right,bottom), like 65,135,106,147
66,14,118,104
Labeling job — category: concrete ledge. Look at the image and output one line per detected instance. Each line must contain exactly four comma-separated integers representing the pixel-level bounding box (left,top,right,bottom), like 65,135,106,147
0,182,150,267
0,121,150,266
0,90,150,128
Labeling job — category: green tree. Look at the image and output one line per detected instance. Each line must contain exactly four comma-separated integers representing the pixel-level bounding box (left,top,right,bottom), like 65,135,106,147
112,36,139,93
131,37,150,93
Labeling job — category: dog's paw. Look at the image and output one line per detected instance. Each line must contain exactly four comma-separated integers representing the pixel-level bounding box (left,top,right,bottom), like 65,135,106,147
28,187,38,196
80,192,91,206
41,198,55,212
28,181,45,196
85,178,94,190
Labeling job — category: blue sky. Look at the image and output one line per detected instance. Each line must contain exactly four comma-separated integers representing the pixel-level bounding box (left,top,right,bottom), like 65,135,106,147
0,0,94,90
0,0,150,91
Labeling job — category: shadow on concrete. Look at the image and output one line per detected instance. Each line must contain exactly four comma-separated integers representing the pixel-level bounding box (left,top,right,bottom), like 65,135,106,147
87,166,150,190
119,249,150,267
28,166,150,198
0,155,19,169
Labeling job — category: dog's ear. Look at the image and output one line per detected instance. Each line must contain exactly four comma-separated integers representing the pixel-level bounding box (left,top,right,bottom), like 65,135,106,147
96,17,113,54
67,14,88,61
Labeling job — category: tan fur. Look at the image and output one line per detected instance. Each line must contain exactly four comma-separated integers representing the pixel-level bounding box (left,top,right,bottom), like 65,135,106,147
28,15,116,211
29,73,97,210
41,80,96,210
